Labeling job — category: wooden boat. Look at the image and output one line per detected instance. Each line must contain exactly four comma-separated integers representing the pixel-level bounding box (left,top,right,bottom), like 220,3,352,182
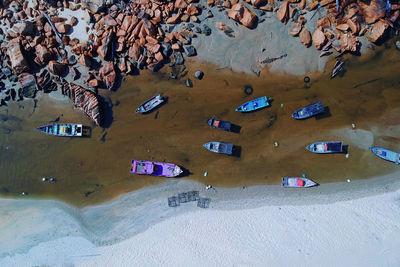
235,96,272,112
282,177,318,188
306,141,343,153
130,159,183,177
207,118,232,131
203,142,233,155
292,101,324,119
370,147,400,164
136,94,165,113
35,123,83,137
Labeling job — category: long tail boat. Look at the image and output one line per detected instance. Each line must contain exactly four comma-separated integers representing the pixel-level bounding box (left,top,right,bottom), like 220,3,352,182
282,177,318,188
306,141,343,153
35,123,83,137
235,96,272,112
130,159,183,177
370,147,400,164
292,101,324,119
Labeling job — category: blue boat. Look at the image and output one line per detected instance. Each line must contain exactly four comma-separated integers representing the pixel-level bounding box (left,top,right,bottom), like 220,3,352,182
203,142,233,155
306,141,343,153
292,101,324,119
136,94,165,113
235,96,272,112
370,147,400,164
207,118,232,131
35,123,83,137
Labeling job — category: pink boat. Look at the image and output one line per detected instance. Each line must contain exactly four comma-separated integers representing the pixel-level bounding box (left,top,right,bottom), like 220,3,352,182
130,159,183,177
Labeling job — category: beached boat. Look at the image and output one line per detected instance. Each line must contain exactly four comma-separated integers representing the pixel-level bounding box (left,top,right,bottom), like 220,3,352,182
370,147,400,164
282,177,318,188
292,101,324,119
235,96,272,112
35,123,83,137
203,142,233,155
306,141,343,153
136,94,165,113
130,159,183,177
207,118,232,131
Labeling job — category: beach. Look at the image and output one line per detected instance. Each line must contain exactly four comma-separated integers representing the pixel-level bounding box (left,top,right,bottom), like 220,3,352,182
1,171,400,266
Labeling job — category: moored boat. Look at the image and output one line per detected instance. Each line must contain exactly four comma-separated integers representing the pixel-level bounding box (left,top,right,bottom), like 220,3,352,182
306,141,343,153
370,147,400,164
282,177,318,188
136,94,165,113
203,142,233,155
235,96,272,112
292,101,324,119
35,123,83,137
207,118,232,131
130,159,183,177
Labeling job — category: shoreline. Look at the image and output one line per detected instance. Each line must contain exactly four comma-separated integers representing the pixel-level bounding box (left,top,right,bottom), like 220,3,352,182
1,170,400,265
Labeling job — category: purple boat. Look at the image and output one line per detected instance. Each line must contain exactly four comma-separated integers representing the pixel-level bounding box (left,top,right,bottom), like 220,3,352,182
130,159,183,177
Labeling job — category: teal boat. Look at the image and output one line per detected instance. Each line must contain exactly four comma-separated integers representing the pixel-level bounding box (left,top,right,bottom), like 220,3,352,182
35,123,83,137
370,147,400,164
235,96,272,112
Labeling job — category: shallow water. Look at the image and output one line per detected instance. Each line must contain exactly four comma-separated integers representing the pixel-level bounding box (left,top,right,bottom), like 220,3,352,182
1,39,400,206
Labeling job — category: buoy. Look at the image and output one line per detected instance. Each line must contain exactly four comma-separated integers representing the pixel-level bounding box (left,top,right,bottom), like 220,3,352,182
274,141,279,147
204,171,208,177
345,154,349,158
244,85,253,96
304,76,311,83
42,177,47,182
206,184,212,190
302,173,306,178
347,179,351,183
351,123,356,129
21,192,27,196
280,103,284,108
50,178,56,182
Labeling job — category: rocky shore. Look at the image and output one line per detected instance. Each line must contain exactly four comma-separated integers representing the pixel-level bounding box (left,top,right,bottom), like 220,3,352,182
0,0,398,125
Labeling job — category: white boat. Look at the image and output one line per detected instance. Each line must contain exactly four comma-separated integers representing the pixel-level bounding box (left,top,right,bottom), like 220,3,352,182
282,177,318,188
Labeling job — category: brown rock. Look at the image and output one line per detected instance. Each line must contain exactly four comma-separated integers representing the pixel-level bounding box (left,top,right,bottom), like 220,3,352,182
277,1,289,23
299,27,312,47
155,52,164,62
69,38,80,46
62,82,103,126
347,19,360,35
16,21,34,36
298,0,306,9
34,44,52,66
228,3,257,28
81,0,108,13
128,44,141,61
365,20,389,43
190,16,199,22
146,43,161,53
288,22,302,36
181,14,189,22
118,57,127,73
317,16,331,29
78,54,92,68
251,0,267,7
172,43,181,50
187,3,199,15
207,0,215,5
18,73,37,98
359,0,386,25
70,16,78,26
88,79,99,87
8,39,29,74
340,33,358,51
104,15,118,26
222,0,232,8
99,62,116,90
175,0,188,9
320,0,335,6
48,60,67,76
55,22,71,34
336,24,349,31
167,12,181,24
312,28,326,50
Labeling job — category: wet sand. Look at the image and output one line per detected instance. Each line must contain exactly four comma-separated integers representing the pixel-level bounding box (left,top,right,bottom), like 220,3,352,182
1,40,400,206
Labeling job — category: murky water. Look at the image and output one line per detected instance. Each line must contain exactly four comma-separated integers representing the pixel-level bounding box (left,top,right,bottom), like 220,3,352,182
1,40,400,206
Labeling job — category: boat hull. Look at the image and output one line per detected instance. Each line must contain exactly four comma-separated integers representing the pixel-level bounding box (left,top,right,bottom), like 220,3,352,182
203,142,233,155
35,123,83,137
235,96,272,112
136,94,165,113
130,159,183,177
282,177,318,188
207,118,232,131
292,101,324,119
306,141,343,153
370,147,400,164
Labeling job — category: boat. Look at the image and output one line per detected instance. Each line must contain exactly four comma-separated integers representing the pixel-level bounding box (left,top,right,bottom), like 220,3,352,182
235,96,272,112
370,147,400,164
206,118,232,131
203,142,233,155
292,101,324,119
306,141,343,153
130,159,183,177
35,123,83,137
282,177,318,188
136,94,165,113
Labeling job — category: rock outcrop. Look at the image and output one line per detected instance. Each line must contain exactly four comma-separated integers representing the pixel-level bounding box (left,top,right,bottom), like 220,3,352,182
8,39,29,73
62,82,104,126
18,73,37,98
99,62,116,90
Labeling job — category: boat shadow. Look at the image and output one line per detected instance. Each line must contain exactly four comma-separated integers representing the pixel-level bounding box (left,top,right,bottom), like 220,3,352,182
342,145,349,154
231,145,242,158
230,124,242,134
177,166,192,178
139,97,168,115
81,126,92,138
315,106,331,120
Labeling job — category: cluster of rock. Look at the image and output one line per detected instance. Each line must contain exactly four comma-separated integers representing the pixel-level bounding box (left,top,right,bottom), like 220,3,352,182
0,0,398,125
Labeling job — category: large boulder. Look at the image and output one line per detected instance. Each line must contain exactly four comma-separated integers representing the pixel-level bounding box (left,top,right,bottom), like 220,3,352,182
366,20,389,43
312,28,326,50
359,0,386,24
340,33,358,51
277,1,289,23
48,60,67,76
18,73,37,98
99,62,116,90
34,44,52,66
8,39,29,73
299,27,312,47
62,82,104,126
228,3,257,28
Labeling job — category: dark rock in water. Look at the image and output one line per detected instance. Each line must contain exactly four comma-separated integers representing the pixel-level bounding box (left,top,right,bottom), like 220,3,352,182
396,41,400,50
9,74,18,82
2,68,11,77
202,24,212,36
37,69,58,93
10,89,16,100
195,70,204,79
194,26,202,33
185,46,197,57
188,23,195,28
174,52,184,65
162,42,172,57
68,55,77,65
207,10,213,18
186,78,193,87
18,73,37,98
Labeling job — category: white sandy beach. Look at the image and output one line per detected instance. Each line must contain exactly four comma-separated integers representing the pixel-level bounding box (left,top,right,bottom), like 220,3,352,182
1,171,400,267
